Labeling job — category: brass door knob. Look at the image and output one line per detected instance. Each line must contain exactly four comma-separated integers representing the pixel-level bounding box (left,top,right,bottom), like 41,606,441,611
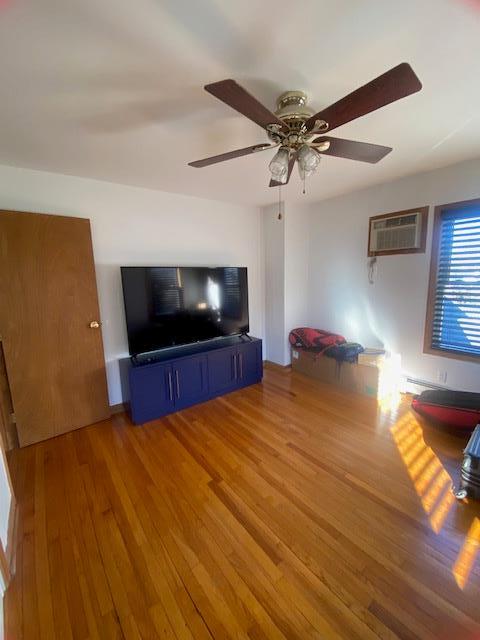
89,320,101,329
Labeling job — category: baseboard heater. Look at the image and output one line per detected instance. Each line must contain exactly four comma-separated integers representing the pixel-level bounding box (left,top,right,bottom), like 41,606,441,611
406,376,451,392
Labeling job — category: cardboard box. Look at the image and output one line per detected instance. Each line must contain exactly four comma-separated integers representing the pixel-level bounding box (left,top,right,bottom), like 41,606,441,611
358,352,385,367
291,348,383,397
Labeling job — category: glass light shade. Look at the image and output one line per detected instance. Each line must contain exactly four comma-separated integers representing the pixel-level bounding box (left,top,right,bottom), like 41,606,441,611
269,147,290,182
297,164,315,181
297,144,321,173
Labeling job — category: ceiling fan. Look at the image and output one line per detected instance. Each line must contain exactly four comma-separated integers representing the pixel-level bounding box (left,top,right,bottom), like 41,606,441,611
188,63,422,190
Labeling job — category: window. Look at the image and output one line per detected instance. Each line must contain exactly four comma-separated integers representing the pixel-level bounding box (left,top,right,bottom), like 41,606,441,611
424,199,480,362
222,267,242,317
150,267,183,316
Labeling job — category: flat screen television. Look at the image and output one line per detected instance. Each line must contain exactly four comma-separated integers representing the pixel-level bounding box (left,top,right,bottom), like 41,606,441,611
121,266,249,356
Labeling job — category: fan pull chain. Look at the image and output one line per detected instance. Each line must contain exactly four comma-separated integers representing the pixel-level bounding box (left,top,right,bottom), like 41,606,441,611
277,185,282,220
303,175,306,195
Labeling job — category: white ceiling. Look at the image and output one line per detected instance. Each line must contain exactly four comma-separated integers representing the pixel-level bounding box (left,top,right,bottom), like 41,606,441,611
0,0,479,207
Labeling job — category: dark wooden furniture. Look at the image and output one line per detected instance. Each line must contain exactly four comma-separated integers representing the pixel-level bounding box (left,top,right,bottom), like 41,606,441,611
120,336,262,424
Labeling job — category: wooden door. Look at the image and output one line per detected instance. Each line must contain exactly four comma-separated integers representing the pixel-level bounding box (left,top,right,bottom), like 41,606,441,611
0,210,110,446
0,341,17,450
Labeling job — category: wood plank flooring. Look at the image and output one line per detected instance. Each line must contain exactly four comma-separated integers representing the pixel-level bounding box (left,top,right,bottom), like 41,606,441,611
5,364,480,639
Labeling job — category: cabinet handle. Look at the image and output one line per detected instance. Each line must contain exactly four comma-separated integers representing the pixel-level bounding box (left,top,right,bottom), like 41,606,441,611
239,353,243,379
175,370,180,399
233,353,237,380
168,371,173,401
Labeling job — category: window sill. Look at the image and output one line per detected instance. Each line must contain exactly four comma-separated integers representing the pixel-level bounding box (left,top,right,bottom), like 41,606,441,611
423,345,480,365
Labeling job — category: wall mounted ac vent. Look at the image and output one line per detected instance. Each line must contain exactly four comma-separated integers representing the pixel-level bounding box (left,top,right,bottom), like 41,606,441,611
369,211,424,254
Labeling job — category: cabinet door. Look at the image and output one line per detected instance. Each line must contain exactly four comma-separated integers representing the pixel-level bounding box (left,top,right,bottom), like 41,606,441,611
173,355,208,411
237,341,262,386
208,347,238,396
129,364,174,424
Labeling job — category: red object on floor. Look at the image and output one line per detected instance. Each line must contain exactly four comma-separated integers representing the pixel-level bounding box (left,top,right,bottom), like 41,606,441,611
412,390,480,431
289,327,345,353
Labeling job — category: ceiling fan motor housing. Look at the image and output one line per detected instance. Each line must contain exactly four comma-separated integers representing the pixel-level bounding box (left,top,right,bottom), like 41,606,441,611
275,91,313,120
267,91,330,148
267,91,313,141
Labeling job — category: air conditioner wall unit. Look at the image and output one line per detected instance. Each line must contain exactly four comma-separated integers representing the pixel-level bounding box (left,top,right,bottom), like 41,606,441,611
368,209,426,255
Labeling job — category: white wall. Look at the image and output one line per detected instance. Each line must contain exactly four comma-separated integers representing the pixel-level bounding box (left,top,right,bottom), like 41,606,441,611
0,452,11,640
298,158,480,391
263,203,286,364
0,455,11,552
0,165,264,405
262,202,310,365
0,571,4,640
284,205,310,364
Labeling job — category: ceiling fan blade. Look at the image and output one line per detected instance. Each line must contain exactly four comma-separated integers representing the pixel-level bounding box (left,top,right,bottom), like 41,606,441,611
188,143,274,168
313,137,392,163
205,79,286,131
269,154,296,187
305,63,422,132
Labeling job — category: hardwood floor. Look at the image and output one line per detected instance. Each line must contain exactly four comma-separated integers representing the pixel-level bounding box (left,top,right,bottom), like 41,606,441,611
5,364,480,639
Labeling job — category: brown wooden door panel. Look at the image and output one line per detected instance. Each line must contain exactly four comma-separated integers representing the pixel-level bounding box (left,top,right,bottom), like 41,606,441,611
0,210,110,446
0,342,17,450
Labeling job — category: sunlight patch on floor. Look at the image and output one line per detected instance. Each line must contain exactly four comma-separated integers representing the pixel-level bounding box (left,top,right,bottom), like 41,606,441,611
453,517,480,590
376,352,402,416
390,414,455,534
391,413,480,589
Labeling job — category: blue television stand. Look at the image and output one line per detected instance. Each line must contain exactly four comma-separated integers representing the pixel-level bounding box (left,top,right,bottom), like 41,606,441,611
119,336,263,424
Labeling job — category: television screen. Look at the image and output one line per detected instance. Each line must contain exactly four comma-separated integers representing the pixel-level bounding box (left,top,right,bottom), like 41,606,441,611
121,266,249,355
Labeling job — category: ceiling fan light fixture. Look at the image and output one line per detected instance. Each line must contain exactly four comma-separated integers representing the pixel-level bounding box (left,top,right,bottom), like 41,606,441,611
190,64,422,191
297,144,321,174
269,147,290,183
297,164,316,181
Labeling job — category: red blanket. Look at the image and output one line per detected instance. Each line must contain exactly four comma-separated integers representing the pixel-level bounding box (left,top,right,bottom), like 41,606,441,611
289,327,346,354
